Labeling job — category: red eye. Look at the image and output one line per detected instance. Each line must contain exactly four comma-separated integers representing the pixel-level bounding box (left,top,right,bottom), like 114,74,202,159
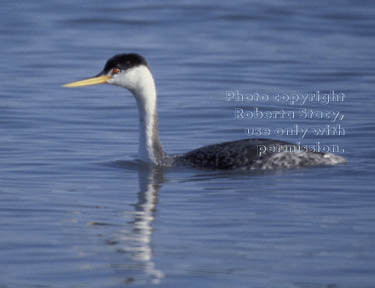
112,68,120,74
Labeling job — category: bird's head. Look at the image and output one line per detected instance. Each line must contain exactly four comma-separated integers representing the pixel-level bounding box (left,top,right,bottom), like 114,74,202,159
64,53,154,95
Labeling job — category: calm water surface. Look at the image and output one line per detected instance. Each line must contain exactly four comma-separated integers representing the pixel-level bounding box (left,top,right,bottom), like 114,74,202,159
1,1,374,287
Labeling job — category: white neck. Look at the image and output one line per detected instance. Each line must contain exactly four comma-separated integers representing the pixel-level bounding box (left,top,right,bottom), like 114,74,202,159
129,67,165,164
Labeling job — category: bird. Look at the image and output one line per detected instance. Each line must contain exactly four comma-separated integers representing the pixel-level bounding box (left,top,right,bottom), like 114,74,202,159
63,53,347,170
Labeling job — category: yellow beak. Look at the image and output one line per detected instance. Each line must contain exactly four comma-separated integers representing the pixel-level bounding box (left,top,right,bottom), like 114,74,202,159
63,75,111,87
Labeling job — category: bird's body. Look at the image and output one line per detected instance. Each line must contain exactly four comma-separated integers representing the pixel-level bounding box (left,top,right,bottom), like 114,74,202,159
175,138,344,170
64,53,346,170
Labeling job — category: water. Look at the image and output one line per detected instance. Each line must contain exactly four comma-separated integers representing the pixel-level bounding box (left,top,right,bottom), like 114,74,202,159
1,1,374,287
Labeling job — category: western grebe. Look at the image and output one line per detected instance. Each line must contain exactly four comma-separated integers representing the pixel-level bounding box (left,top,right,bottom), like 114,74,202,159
64,53,346,170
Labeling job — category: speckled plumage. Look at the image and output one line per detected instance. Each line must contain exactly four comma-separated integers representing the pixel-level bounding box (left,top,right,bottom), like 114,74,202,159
175,138,346,170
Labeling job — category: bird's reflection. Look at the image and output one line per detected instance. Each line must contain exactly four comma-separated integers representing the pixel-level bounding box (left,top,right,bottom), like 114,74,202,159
131,165,164,283
109,162,165,284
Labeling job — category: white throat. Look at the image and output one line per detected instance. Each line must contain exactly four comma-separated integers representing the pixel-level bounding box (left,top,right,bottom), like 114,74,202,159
117,66,165,164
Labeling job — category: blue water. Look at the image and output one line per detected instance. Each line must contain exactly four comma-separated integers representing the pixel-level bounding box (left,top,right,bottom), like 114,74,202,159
1,1,375,287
